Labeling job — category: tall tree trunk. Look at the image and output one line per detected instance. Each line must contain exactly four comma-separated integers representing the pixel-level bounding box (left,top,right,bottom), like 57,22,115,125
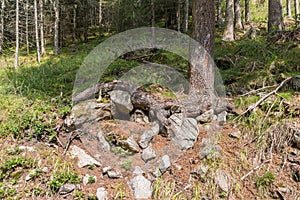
245,0,250,23
40,0,45,56
268,0,284,32
25,0,29,55
295,0,299,18
286,0,292,17
34,0,41,63
234,0,243,29
0,0,4,52
177,0,181,31
191,0,215,92
223,0,235,41
73,4,77,42
14,0,19,69
99,0,102,37
216,0,223,24
54,0,59,56
151,0,155,27
183,0,189,33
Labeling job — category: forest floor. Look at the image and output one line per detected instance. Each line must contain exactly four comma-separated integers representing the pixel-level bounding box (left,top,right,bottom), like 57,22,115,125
0,25,299,199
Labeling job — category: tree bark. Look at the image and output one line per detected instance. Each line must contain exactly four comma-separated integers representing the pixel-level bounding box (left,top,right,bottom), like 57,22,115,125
99,0,102,37
73,4,77,42
25,0,29,55
245,0,250,23
151,0,155,27
34,0,41,63
223,0,235,41
0,0,4,52
295,0,299,18
268,0,284,32
177,0,181,32
191,0,215,94
234,0,243,29
54,0,59,56
14,0,19,69
183,0,189,33
286,0,292,17
216,0,223,24
40,0,45,56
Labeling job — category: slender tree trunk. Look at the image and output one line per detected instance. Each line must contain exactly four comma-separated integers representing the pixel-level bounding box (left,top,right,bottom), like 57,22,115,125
234,0,243,29
268,0,284,32
14,0,19,69
177,0,181,31
245,0,250,23
34,0,41,63
151,0,155,27
0,0,4,52
54,0,59,56
223,0,235,41
25,0,29,55
183,0,189,32
73,4,77,42
40,0,45,56
295,0,299,18
99,0,102,37
216,0,223,23
286,0,292,17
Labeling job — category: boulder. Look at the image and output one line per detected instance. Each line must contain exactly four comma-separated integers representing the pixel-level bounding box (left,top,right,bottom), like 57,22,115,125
167,114,199,150
70,145,101,168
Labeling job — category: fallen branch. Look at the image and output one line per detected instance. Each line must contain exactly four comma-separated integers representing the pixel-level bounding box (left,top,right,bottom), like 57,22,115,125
241,160,270,181
239,77,293,116
240,84,277,97
63,130,80,155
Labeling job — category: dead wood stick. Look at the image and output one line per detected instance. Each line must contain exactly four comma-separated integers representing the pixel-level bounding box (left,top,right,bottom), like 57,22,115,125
239,77,292,116
241,160,270,181
63,131,79,155
240,84,278,97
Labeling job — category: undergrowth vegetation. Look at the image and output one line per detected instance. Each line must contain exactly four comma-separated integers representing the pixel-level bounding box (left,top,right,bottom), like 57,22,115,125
0,25,299,198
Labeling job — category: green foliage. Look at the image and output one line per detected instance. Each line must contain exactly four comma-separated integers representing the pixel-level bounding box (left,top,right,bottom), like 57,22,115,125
88,194,97,200
122,159,132,171
255,171,275,195
88,176,96,184
74,190,85,199
48,170,81,193
0,157,35,180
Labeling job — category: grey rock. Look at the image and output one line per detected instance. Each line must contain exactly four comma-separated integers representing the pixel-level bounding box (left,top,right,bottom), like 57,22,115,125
131,109,149,124
25,169,38,181
167,114,199,150
129,175,152,199
141,145,156,162
59,183,76,195
294,131,300,149
159,155,171,173
133,166,144,176
83,174,97,185
102,166,113,174
229,130,241,139
119,136,140,153
217,111,227,126
97,130,111,152
107,170,123,179
72,100,99,127
19,146,35,152
70,145,101,168
196,109,214,123
139,123,160,149
200,136,221,159
214,170,230,192
109,90,133,119
96,187,108,200
191,164,209,180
